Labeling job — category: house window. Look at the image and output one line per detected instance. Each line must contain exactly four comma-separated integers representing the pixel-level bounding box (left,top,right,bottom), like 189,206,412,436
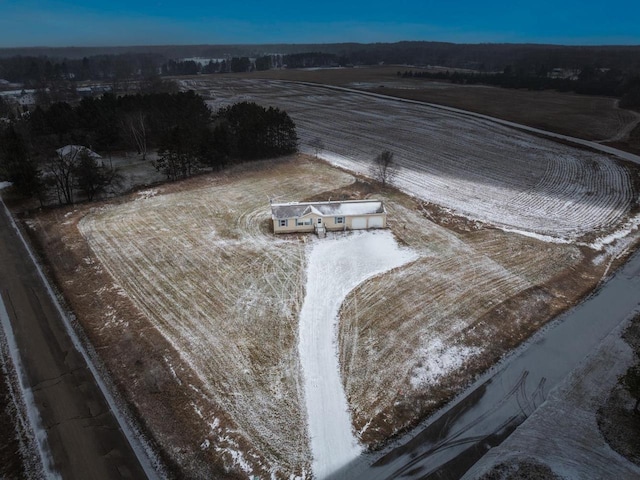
279,219,288,227
335,216,345,224
296,219,312,226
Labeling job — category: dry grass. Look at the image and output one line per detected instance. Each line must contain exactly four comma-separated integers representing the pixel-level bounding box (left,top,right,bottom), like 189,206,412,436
74,156,354,477
0,344,32,479
337,188,606,446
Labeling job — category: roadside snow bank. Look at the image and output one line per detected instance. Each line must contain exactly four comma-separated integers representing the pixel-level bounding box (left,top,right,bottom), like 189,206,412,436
299,230,417,479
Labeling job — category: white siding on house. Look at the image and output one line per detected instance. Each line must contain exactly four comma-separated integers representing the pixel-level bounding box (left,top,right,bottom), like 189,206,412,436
271,199,387,234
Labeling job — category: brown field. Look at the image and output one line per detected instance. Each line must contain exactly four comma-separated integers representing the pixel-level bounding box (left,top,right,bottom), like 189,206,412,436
228,66,640,146
22,153,638,478
338,190,602,446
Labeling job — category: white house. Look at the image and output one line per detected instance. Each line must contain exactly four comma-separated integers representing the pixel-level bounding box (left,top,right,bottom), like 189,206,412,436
271,199,387,236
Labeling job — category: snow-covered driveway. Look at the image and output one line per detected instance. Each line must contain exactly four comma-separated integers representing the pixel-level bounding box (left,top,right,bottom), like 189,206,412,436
298,231,416,478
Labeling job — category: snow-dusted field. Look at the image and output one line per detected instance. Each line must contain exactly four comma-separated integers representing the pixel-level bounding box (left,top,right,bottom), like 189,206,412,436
180,78,636,241
299,231,416,477
337,193,598,445
78,159,355,477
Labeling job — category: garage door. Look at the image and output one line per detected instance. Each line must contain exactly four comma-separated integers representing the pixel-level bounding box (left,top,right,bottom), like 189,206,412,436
352,217,367,229
368,216,384,228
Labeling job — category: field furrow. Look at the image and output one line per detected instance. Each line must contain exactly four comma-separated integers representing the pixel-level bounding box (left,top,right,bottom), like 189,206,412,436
52,76,640,477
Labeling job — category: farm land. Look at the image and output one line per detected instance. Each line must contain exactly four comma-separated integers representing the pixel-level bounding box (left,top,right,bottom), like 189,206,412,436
231,66,640,150
19,77,640,478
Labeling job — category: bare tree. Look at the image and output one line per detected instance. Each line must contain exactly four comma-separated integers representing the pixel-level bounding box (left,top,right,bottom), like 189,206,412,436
123,112,148,160
46,146,81,204
46,146,113,204
369,150,398,187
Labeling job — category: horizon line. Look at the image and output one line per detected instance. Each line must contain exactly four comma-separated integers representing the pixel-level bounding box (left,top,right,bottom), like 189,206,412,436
2,40,640,51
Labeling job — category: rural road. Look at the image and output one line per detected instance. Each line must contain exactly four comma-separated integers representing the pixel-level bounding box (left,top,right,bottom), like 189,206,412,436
0,199,155,480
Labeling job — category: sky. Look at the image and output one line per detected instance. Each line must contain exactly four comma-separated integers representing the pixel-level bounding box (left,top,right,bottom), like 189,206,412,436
0,0,639,48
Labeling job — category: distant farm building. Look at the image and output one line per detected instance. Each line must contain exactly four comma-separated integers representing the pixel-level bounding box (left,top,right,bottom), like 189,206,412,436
56,145,101,161
271,199,387,236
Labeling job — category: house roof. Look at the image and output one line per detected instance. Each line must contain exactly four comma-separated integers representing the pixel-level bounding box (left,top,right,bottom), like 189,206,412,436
56,145,101,160
271,200,384,220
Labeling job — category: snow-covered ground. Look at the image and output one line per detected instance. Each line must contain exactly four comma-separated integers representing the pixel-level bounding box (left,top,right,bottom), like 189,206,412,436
54,151,637,477
299,231,416,479
66,79,640,477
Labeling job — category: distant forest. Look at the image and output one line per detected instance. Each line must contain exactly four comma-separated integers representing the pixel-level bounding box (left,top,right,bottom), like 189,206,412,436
1,42,640,107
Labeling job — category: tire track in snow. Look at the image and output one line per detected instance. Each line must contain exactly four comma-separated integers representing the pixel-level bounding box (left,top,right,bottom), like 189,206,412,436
298,231,416,479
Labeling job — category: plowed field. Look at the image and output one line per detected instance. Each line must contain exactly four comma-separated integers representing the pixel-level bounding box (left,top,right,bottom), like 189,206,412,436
180,78,637,241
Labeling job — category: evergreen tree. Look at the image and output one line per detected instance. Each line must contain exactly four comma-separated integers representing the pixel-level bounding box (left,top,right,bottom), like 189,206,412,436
216,102,297,160
0,125,42,198
74,150,120,201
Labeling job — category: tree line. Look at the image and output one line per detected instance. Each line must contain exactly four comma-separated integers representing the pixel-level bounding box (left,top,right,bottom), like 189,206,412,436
0,53,287,85
5,47,640,113
4,42,640,83
399,68,640,108
3,43,640,107
0,92,298,204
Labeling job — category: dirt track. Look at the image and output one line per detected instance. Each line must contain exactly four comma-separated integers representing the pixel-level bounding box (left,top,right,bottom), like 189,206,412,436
0,200,150,480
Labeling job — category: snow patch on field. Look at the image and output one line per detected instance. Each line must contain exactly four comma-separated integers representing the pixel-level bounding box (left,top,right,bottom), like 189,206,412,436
410,338,481,388
215,447,253,475
499,228,573,245
0,181,13,190
299,230,417,479
136,189,158,200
